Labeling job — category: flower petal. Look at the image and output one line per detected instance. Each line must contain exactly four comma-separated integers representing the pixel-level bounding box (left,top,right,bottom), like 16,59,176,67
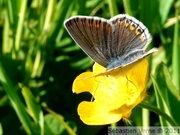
78,101,123,125
72,72,94,94
93,63,106,74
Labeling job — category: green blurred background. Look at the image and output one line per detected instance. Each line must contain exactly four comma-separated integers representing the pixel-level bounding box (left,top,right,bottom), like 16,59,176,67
0,0,179,135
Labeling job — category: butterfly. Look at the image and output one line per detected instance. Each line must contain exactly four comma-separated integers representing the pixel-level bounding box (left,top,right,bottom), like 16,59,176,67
64,14,157,71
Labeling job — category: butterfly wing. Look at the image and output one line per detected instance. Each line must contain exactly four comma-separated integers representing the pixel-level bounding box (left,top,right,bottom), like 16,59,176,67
109,14,151,57
105,14,157,70
64,16,113,67
64,15,157,70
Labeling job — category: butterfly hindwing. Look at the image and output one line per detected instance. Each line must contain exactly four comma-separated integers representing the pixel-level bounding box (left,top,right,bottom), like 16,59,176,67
110,15,152,57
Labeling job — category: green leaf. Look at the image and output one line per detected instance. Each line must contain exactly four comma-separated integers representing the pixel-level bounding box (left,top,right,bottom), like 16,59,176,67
44,114,66,135
43,107,77,135
21,85,44,135
0,123,3,135
172,0,180,91
0,63,34,134
107,0,118,16
158,0,174,25
138,102,178,127
7,0,27,52
152,62,180,126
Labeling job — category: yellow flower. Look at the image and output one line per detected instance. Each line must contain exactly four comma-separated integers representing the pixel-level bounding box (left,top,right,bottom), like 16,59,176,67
73,59,148,125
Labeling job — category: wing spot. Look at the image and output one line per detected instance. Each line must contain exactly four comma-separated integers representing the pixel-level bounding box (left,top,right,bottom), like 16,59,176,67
140,36,144,42
129,25,135,30
124,23,129,27
135,28,143,35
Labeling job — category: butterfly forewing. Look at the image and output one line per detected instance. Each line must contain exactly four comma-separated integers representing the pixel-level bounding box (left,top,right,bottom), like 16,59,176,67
64,16,113,67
